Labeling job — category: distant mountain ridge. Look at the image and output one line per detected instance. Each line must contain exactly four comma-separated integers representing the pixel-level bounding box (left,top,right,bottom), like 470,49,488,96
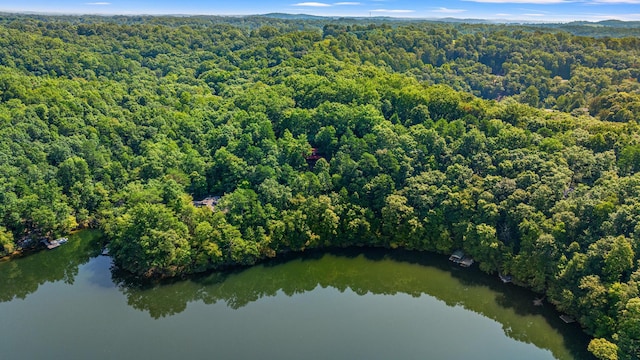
568,19,640,28
258,13,640,26
1,12,639,37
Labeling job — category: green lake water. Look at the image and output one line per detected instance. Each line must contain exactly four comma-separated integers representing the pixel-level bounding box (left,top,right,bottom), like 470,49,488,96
0,231,594,359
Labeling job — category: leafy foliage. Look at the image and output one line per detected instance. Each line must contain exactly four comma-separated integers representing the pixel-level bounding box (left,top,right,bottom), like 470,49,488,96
0,14,639,358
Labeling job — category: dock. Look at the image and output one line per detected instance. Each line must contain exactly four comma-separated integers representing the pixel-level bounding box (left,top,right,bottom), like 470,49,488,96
449,250,464,263
40,237,68,250
560,315,576,323
449,250,474,267
459,257,474,267
41,239,60,250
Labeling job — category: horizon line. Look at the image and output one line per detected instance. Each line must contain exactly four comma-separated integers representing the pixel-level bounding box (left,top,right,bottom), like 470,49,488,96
0,10,634,24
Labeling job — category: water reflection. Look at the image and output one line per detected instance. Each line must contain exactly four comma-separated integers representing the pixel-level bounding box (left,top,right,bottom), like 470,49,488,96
111,248,594,359
1,240,593,360
0,230,103,302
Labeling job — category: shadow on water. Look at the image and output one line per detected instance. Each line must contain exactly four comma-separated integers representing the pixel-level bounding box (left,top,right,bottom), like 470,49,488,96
383,249,594,360
0,230,104,303
111,247,594,359
1,241,594,359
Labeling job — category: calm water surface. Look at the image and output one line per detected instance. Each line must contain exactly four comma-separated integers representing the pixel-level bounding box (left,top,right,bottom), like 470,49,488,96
0,231,593,360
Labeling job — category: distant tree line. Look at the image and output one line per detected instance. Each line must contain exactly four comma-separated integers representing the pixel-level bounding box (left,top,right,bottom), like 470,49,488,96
0,15,638,359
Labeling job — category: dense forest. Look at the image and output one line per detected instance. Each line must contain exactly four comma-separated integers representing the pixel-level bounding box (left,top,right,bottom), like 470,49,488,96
0,14,639,359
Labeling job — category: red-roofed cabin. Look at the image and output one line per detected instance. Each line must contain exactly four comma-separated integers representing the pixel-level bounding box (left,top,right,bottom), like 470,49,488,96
306,148,322,161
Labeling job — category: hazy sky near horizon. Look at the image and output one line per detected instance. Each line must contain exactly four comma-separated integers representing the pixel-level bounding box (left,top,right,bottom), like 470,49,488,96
2,0,640,22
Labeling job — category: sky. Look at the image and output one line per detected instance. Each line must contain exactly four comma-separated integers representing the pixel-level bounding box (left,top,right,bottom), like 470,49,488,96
1,0,640,22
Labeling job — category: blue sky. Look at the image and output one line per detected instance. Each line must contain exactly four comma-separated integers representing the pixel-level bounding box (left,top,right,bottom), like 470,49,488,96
2,0,640,22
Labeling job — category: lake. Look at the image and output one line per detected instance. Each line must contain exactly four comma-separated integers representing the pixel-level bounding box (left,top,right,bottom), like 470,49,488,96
0,231,594,359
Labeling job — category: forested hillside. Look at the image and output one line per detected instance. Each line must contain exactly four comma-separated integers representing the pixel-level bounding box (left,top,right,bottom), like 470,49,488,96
0,15,639,359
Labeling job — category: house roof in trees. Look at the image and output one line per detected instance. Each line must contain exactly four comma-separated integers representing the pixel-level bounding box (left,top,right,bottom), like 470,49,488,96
193,196,221,210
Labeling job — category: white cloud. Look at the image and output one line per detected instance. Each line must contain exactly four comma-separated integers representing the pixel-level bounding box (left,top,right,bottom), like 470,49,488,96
291,1,362,8
575,12,640,20
517,7,552,12
587,0,640,3
432,7,468,13
485,11,640,21
293,2,332,6
85,2,111,4
464,0,569,3
371,9,415,13
600,13,640,19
